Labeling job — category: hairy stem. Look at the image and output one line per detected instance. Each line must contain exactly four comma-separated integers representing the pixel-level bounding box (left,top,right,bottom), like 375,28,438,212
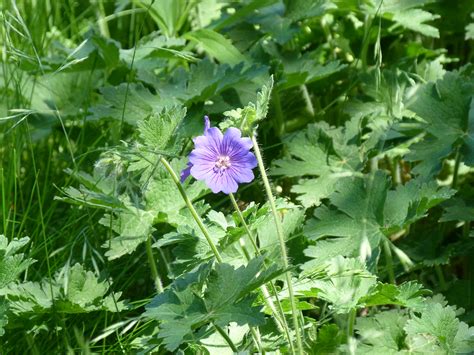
250,327,265,354
146,235,163,293
229,193,259,254
347,308,356,340
300,84,315,116
160,157,223,263
251,134,304,355
272,90,285,136
214,324,238,352
230,193,294,352
383,239,395,284
452,148,462,189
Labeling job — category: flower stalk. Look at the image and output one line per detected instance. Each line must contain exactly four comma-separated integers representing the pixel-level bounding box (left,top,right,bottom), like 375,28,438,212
229,193,294,352
214,324,238,352
146,234,164,293
251,134,304,355
160,157,223,263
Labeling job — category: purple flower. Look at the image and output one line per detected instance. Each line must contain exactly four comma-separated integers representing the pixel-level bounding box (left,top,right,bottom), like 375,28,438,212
180,116,257,194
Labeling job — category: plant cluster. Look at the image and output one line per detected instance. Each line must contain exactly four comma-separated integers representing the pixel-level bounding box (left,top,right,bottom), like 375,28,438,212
1,0,474,353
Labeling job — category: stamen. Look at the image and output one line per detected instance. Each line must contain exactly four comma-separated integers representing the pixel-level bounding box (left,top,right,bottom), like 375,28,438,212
215,155,231,170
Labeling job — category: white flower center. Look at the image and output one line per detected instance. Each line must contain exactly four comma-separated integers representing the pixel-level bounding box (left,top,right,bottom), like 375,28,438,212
215,155,231,170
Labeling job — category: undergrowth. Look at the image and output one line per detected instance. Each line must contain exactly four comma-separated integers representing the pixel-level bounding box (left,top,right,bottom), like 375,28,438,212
1,0,474,353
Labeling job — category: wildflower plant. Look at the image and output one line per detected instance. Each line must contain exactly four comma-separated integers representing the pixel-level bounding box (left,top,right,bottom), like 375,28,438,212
1,1,474,354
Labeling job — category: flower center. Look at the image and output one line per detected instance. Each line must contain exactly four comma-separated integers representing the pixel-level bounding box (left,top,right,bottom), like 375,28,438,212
215,155,231,170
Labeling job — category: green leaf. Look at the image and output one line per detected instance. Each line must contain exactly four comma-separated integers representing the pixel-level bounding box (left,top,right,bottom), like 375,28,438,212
307,324,344,354
303,174,454,264
405,70,474,177
391,9,440,38
279,59,347,90
370,0,440,37
361,281,429,310
192,0,227,29
356,310,409,353
4,263,125,314
303,172,389,264
384,179,455,232
205,257,283,311
145,257,283,351
301,256,377,314
138,106,186,152
285,0,336,22
184,29,247,65
137,0,189,37
220,76,274,133
405,303,474,353
100,208,156,260
0,298,7,336
212,0,278,31
466,13,474,40
256,199,305,263
88,83,169,125
271,120,365,207
0,235,34,289
440,198,474,222
256,75,273,123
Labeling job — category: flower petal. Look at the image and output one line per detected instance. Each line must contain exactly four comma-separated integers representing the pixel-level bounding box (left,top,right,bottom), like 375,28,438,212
230,151,258,169
189,148,217,164
229,166,255,184
221,127,254,155
239,137,253,150
204,115,210,132
206,172,238,194
190,163,214,180
180,162,193,182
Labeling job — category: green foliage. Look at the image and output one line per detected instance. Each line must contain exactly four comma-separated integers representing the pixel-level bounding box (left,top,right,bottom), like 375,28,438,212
405,303,474,353
0,236,34,336
355,310,409,353
220,75,274,133
301,256,378,313
88,83,166,125
1,0,474,353
144,257,283,351
356,300,474,353
0,236,34,289
271,119,365,207
303,173,454,264
138,106,186,152
3,263,125,314
405,70,474,177
184,29,247,65
361,282,429,310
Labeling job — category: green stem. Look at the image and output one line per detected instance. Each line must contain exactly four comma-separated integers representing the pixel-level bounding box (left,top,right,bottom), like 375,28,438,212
251,134,304,355
230,194,294,352
214,324,238,353
452,148,462,189
96,0,110,38
383,239,395,284
160,157,223,263
462,221,472,309
300,84,315,116
435,265,447,291
272,90,285,136
146,235,163,293
229,193,259,254
250,327,265,354
463,222,471,239
347,308,356,340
